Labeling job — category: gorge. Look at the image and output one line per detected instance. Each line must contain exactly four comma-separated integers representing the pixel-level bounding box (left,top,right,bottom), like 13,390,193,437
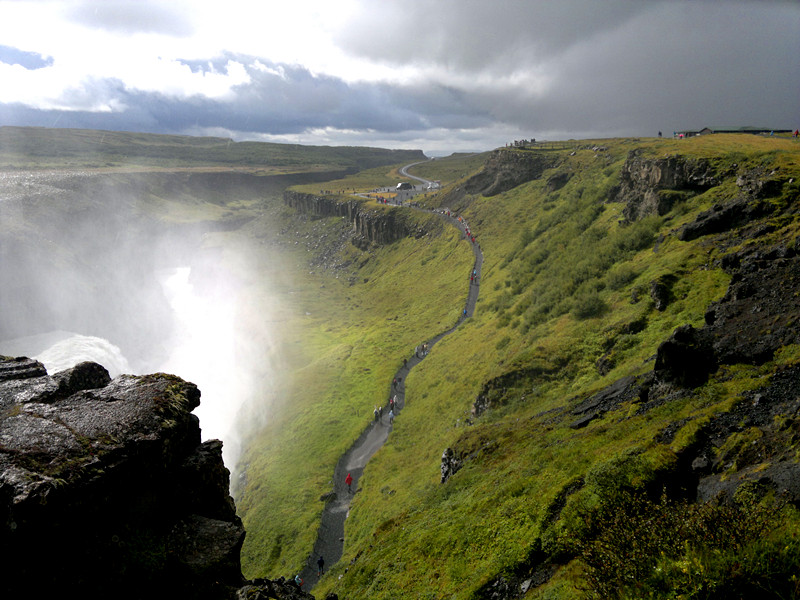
3,128,800,599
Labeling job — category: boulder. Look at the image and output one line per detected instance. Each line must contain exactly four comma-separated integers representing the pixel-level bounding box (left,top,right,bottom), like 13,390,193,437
654,324,716,387
0,357,247,599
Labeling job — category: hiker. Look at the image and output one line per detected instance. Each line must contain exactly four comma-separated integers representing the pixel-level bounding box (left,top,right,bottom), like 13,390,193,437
295,575,303,588
389,409,394,424
317,555,325,576
346,472,353,493
393,377,397,389
374,406,379,422
389,396,394,411
403,358,407,368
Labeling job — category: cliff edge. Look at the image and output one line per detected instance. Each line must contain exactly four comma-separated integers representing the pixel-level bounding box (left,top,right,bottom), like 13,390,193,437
0,358,317,600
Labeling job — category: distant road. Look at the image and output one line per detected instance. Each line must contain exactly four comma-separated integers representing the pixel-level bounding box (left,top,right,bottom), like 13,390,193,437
398,160,434,186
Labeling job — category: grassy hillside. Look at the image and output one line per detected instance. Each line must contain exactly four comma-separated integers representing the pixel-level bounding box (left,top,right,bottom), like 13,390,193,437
0,126,425,172
234,134,800,599
235,168,476,576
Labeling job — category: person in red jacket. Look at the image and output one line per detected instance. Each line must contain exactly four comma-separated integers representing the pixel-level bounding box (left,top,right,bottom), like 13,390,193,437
346,472,353,494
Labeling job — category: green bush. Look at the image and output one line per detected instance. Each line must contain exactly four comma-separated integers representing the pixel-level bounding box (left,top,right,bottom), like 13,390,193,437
606,264,639,290
572,292,607,320
573,485,796,600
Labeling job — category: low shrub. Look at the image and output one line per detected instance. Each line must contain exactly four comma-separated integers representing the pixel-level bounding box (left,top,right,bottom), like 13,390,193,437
573,485,796,599
572,292,607,320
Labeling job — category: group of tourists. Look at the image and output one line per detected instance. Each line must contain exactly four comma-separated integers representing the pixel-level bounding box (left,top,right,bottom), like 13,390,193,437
374,397,397,425
435,208,479,246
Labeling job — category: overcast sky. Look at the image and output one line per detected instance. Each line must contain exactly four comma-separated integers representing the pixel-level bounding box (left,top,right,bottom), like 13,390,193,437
0,0,797,155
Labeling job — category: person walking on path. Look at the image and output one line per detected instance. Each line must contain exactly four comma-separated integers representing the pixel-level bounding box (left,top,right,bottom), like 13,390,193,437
346,472,353,493
389,409,394,425
317,556,325,577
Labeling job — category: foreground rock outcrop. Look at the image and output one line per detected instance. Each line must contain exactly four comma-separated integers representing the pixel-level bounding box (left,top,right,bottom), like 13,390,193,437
0,358,316,600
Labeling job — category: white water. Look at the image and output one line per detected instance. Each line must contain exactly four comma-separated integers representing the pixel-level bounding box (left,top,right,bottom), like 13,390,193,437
156,266,249,467
0,331,132,379
0,265,267,471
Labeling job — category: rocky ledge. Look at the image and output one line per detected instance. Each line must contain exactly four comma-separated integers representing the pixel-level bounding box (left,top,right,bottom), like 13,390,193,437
0,358,320,600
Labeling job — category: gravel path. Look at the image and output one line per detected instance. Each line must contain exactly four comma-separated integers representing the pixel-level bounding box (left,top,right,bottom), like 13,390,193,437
299,204,483,589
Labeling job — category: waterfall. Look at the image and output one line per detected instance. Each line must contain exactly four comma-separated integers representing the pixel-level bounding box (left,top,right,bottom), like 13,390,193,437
36,334,132,378
0,265,267,472
0,331,132,379
156,266,247,469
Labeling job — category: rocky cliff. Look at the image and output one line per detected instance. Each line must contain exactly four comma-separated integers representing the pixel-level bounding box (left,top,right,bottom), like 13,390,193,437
464,148,561,197
0,358,319,600
284,191,427,248
612,149,720,221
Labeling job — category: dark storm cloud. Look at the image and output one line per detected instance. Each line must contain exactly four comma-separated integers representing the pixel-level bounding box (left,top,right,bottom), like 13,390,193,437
334,0,800,138
511,1,800,136
337,0,650,74
67,1,193,36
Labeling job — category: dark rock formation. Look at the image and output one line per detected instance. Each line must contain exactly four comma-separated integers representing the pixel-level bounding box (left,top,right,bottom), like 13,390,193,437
569,374,651,429
734,165,788,199
472,365,556,418
238,577,323,599
649,275,674,311
545,171,572,193
675,363,800,504
440,447,464,484
464,149,560,197
613,150,719,222
654,324,717,388
705,248,800,365
284,191,428,248
678,196,775,241
0,357,312,600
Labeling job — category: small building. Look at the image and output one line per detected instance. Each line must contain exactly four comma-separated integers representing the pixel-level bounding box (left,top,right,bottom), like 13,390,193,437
677,126,791,138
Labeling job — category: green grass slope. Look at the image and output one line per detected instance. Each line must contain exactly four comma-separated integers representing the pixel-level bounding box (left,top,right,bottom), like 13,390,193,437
235,180,476,577
234,134,800,599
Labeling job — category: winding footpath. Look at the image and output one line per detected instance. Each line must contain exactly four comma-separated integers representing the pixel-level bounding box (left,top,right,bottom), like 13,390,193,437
298,168,483,589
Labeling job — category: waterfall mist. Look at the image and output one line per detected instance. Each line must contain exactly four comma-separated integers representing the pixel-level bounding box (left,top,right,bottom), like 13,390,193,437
0,170,285,474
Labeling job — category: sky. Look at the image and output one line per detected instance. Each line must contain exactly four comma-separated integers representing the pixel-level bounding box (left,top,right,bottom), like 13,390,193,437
0,0,797,156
